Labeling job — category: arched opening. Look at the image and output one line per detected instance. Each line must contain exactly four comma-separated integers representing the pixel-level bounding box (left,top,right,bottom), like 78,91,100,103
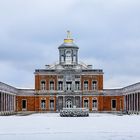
66,99,72,108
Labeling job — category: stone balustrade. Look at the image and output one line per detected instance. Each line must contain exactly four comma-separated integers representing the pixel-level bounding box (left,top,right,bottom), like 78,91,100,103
60,107,89,117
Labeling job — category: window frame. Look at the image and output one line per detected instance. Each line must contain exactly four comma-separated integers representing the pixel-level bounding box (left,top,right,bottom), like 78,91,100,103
84,81,88,91
49,99,55,110
40,99,46,109
49,80,55,91
22,99,27,111
40,80,46,90
58,81,63,91
92,98,98,110
92,80,98,90
75,81,80,91
83,99,89,108
111,99,117,111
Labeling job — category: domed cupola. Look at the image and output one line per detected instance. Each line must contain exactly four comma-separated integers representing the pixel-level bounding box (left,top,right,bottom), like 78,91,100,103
58,31,79,65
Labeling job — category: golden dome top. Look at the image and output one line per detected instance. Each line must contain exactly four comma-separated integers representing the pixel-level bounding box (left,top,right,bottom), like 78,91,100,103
64,30,73,43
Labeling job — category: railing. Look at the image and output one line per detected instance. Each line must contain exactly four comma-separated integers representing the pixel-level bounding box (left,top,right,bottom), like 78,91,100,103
60,107,89,117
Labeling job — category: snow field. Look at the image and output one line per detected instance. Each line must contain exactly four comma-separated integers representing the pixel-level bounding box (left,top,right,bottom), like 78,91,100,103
0,113,140,140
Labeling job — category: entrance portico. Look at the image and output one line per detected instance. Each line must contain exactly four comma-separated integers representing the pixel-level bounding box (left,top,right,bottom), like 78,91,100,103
57,96,82,111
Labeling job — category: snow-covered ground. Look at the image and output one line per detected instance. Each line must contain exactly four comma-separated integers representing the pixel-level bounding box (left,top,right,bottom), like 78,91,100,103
0,113,140,140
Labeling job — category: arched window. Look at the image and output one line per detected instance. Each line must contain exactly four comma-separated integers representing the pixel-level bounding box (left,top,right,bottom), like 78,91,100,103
41,81,46,90
75,81,80,91
73,55,76,62
66,82,72,91
58,81,63,90
50,99,54,109
92,99,98,111
84,99,89,108
66,99,72,108
41,100,46,109
92,81,97,90
65,50,72,64
61,55,64,62
50,81,54,90
84,81,88,90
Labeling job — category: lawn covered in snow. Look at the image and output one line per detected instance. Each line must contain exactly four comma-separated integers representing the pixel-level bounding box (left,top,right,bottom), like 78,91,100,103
0,113,140,140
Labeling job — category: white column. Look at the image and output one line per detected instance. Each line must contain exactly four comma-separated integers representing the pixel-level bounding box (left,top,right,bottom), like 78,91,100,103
80,96,82,108
131,94,133,111
7,94,9,111
134,93,135,112
73,96,75,107
6,93,8,111
9,95,11,111
11,95,13,111
7,94,8,111
0,92,1,112
129,94,130,112
1,93,3,111
8,94,10,111
138,92,140,111
132,93,134,112
63,96,65,108
14,95,16,111
11,95,12,111
3,93,6,111
137,93,138,112
3,93,5,111
11,95,14,111
130,94,131,111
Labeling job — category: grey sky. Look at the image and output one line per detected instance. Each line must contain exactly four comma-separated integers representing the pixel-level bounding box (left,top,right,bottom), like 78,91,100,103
0,0,140,89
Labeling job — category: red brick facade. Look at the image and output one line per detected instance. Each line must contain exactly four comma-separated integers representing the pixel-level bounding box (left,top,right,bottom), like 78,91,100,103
17,72,123,112
16,34,124,113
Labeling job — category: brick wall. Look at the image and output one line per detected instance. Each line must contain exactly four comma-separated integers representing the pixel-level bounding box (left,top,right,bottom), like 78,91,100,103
35,75,57,90
81,75,103,91
16,96,35,111
16,96,56,112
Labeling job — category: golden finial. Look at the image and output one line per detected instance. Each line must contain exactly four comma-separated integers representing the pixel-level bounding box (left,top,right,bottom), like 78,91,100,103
64,30,73,43
67,30,71,39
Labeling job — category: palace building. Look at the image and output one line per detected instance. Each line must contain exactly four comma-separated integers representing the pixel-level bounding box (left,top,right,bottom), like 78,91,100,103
0,31,140,115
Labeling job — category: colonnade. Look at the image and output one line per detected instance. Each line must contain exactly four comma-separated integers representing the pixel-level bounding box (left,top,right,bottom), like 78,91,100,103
125,92,140,113
0,92,16,115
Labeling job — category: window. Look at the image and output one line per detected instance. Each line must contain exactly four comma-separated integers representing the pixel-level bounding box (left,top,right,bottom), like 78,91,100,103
84,100,89,108
65,50,72,64
66,99,72,108
41,81,46,90
93,99,97,109
50,100,54,109
50,81,54,90
92,81,97,90
73,55,76,62
22,100,27,110
61,55,64,62
58,81,63,90
41,100,46,109
66,82,72,91
75,81,80,91
84,81,88,90
112,99,116,110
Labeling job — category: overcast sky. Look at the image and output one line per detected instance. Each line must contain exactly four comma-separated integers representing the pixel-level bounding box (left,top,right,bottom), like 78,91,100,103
0,0,140,89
